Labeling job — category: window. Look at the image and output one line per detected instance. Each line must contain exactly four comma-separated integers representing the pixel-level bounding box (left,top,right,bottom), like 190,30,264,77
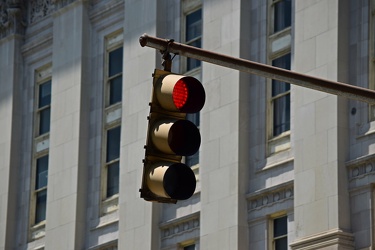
271,54,291,137
185,8,202,71
29,65,52,241
267,0,292,155
101,31,123,215
34,155,49,224
184,245,196,250
182,0,202,73
37,80,51,136
271,216,288,250
108,47,123,105
105,126,121,197
105,32,123,107
272,0,292,34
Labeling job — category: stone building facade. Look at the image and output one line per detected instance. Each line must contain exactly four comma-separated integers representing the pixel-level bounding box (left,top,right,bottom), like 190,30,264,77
0,0,374,249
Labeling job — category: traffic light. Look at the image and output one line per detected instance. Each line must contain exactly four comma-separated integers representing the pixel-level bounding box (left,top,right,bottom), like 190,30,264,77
140,69,205,203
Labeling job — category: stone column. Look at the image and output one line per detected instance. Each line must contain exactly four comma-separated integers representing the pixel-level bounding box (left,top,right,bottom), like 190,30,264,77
0,2,25,249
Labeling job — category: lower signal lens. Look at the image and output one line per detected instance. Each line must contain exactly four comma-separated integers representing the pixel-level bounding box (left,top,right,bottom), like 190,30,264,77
173,80,188,110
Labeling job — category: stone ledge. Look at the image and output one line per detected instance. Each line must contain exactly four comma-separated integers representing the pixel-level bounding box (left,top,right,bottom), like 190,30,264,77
290,229,354,250
247,180,294,211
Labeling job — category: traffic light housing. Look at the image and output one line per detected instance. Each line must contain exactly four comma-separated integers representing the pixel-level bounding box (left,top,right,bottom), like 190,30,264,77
141,69,205,203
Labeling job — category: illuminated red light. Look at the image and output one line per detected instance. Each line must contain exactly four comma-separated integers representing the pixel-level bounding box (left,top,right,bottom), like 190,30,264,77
172,80,188,110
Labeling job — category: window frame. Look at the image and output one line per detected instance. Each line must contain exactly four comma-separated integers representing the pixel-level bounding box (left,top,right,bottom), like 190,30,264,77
269,0,292,35
102,125,121,199
29,64,52,241
179,240,197,250
101,31,123,216
35,79,52,138
33,154,49,225
181,0,202,75
269,53,291,138
104,31,124,108
266,0,292,156
269,214,288,250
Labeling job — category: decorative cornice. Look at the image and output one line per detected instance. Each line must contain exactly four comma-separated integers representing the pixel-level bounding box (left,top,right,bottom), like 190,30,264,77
29,0,76,24
0,0,27,39
247,181,294,211
29,0,53,23
160,212,200,240
346,154,375,182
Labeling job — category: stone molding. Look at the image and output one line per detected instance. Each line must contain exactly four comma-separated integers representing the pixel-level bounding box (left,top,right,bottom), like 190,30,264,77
290,229,354,250
346,154,375,180
29,0,76,23
159,212,200,241
247,181,294,211
0,0,80,39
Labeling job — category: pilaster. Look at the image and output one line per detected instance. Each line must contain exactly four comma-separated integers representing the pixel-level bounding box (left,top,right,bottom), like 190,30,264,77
0,23,24,250
44,1,90,249
293,0,353,248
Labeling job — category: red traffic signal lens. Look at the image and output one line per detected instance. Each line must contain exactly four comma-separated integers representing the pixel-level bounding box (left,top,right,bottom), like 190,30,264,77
173,80,188,109
155,74,205,113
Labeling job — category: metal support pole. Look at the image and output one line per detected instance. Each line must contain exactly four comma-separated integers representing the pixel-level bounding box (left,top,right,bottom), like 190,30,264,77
140,33,375,104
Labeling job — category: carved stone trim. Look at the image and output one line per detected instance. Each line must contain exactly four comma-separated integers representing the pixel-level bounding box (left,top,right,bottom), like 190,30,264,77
159,212,200,240
29,0,77,24
29,0,53,23
247,181,294,211
0,0,27,39
346,154,375,181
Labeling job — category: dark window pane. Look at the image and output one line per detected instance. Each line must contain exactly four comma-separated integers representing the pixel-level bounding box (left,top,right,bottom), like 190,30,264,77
39,80,51,108
186,9,202,71
272,54,290,96
275,237,288,250
107,162,119,197
184,245,195,250
272,53,291,70
187,39,202,71
39,107,51,135
109,75,122,105
271,54,289,94
272,80,290,97
107,126,121,162
186,151,199,166
273,94,290,136
36,155,49,190
109,47,123,77
186,9,202,41
274,0,292,33
274,216,288,237
187,112,200,126
35,189,47,224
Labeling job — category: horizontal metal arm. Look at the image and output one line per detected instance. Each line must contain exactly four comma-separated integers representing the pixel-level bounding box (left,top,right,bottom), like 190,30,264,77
140,33,375,104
